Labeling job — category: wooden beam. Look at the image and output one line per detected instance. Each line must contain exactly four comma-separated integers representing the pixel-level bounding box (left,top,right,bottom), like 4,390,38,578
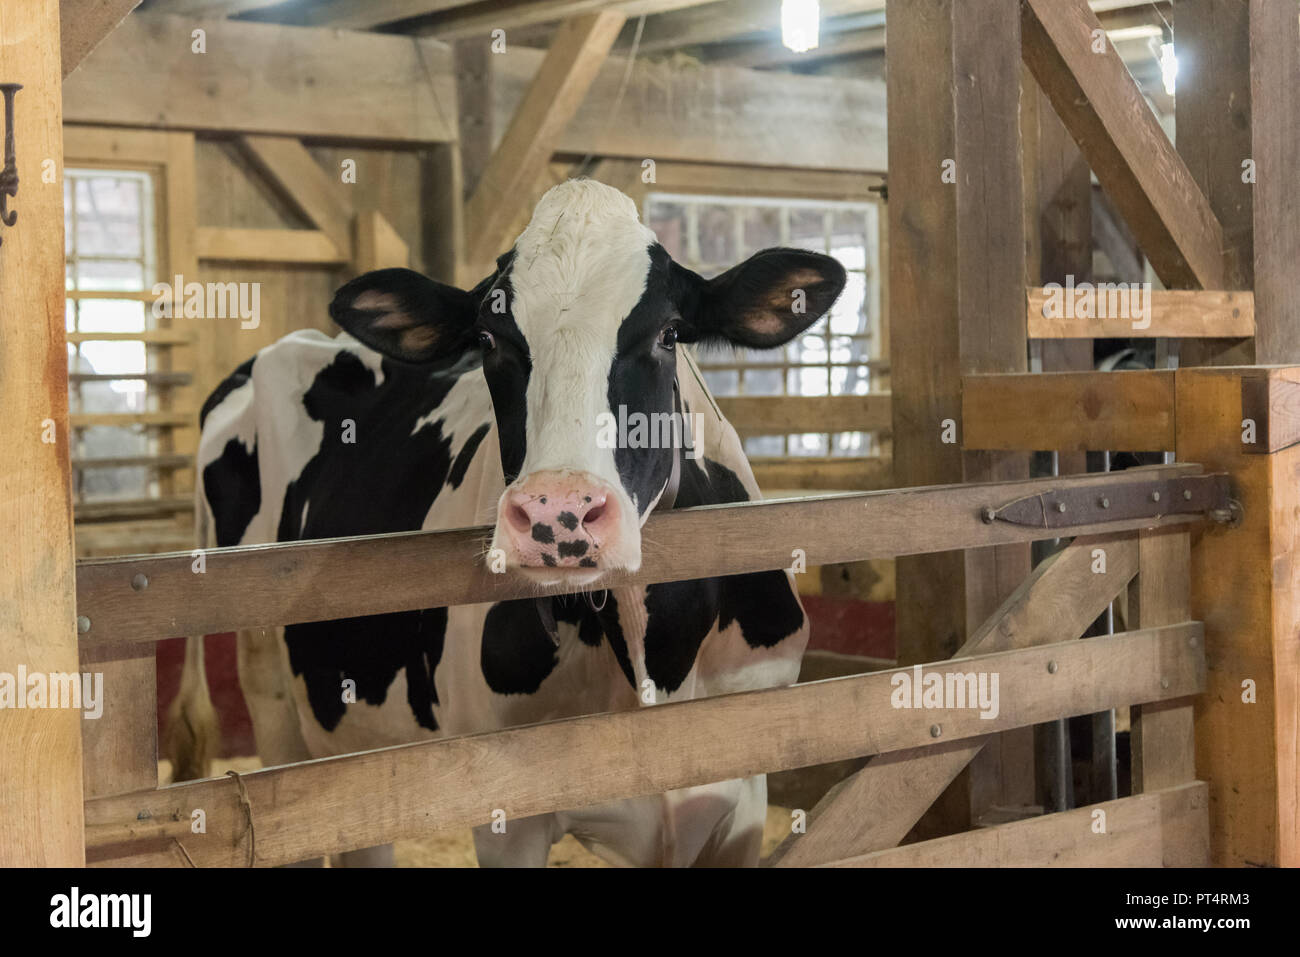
75,465,1210,645
1241,370,1300,454
748,456,891,492
715,395,891,435
1027,288,1256,339
492,46,888,173
1177,365,1300,866
466,11,626,271
59,0,139,77
821,782,1209,867
353,210,411,272
1021,0,1226,289
410,0,714,40
0,0,86,867
62,14,457,143
195,228,346,264
238,136,354,259
962,370,1176,451
85,624,1202,866
769,532,1139,866
706,26,886,69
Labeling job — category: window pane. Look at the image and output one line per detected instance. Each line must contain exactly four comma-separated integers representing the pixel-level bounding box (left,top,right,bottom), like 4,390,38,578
646,201,687,261
741,206,782,255
790,432,828,456
74,176,144,258
789,208,825,253
696,204,737,270
744,435,784,457
76,298,146,333
74,259,146,293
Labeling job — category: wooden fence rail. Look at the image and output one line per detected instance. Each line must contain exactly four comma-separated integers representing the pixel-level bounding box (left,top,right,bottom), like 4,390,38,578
86,621,1203,867
75,464,1225,644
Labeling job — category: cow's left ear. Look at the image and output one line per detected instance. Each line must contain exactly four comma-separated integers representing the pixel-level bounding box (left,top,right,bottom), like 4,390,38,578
679,248,847,349
329,267,482,365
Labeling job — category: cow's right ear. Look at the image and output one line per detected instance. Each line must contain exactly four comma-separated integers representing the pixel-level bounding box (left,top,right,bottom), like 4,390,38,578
329,268,480,366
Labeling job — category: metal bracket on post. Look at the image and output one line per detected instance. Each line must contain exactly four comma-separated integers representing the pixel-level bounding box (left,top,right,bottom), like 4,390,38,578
0,83,20,246
979,473,1233,528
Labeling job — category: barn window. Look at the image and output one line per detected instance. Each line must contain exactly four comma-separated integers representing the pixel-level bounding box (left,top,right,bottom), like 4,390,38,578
64,164,190,550
645,193,884,460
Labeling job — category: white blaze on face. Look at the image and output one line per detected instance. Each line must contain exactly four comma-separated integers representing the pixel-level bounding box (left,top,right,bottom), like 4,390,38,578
504,180,658,570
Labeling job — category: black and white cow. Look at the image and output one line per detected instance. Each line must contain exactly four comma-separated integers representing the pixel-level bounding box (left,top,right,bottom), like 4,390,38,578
170,179,846,867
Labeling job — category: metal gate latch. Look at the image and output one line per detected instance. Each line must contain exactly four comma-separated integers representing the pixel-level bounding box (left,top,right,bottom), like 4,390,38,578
980,473,1232,529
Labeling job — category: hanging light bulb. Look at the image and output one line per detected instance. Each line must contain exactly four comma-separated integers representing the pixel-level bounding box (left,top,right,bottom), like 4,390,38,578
1158,41,1178,96
781,0,820,54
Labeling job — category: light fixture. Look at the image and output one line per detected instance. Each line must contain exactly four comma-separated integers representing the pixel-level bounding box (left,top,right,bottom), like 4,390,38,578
781,0,820,54
1158,41,1178,96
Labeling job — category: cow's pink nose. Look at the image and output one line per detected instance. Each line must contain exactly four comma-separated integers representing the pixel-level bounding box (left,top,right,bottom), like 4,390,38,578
501,473,620,569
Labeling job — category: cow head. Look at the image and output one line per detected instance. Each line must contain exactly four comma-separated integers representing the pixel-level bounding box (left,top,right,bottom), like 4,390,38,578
330,180,845,586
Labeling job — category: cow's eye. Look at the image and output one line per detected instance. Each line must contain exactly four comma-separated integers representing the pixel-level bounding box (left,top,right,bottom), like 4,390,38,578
658,324,678,350
475,329,497,353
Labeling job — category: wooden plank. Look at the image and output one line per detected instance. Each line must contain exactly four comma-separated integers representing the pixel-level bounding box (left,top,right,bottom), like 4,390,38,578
66,330,193,344
84,624,1203,867
1248,1,1300,364
195,227,345,264
74,464,1208,645
629,161,884,201
1177,365,1300,866
79,641,156,798
715,395,891,435
493,47,888,173
1028,288,1256,339
72,453,192,470
1130,527,1195,792
70,411,192,428
59,0,139,77
353,209,410,272
411,0,711,39
770,533,1139,866
1020,0,1226,289
748,457,891,492
68,372,190,385
0,0,85,867
75,497,191,521
238,136,354,259
63,14,458,143
821,782,1209,867
1241,371,1300,454
962,370,1176,451
465,11,626,271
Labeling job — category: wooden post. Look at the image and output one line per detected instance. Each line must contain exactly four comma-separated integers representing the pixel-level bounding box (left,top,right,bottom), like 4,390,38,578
0,0,85,866
1176,0,1300,366
887,0,1028,832
1176,366,1299,866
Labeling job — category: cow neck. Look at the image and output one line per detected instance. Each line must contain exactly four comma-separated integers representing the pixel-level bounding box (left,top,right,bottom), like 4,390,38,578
535,377,683,644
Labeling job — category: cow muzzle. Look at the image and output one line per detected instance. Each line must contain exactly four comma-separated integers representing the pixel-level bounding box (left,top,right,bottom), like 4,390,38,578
493,469,634,584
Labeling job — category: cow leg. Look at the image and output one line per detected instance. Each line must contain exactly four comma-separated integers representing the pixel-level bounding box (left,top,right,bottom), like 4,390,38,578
680,776,768,868
472,812,560,867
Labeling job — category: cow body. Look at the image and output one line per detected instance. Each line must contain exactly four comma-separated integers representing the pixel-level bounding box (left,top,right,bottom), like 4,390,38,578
178,180,845,867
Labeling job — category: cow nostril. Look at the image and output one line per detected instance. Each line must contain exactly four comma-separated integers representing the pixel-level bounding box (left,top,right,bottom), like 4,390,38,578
584,502,607,526
507,503,531,533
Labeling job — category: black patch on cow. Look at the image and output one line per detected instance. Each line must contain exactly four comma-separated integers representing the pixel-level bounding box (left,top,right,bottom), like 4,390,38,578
200,356,255,429
285,607,446,732
203,438,261,548
273,349,469,730
481,600,559,695
541,553,556,566
643,577,720,694
447,423,490,489
579,557,597,567
719,570,806,648
531,523,554,544
556,511,579,531
557,540,588,558
552,595,602,648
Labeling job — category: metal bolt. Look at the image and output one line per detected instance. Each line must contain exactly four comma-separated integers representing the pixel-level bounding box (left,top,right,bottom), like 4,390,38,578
76,616,91,634
1160,677,1170,690
1100,497,1110,509
131,573,149,592
930,724,942,738
980,506,996,524
1047,660,1058,674
1151,491,1161,503
1189,634,1200,648
1183,489,1193,501
1055,501,1067,513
